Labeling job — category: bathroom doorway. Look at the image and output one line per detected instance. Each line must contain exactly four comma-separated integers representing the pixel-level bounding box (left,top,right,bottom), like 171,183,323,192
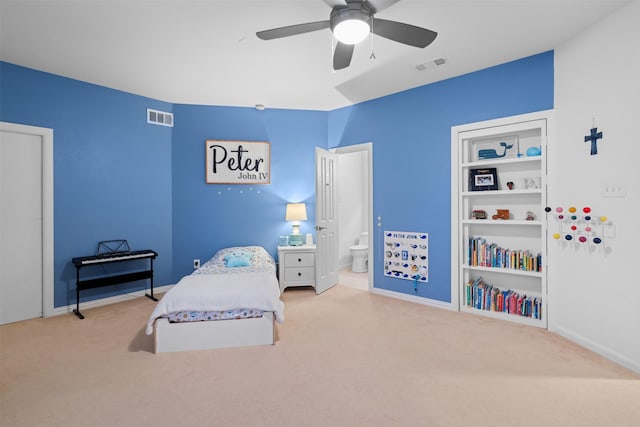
334,143,373,291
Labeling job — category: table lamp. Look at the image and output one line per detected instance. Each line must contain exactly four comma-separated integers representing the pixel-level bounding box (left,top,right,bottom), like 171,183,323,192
285,203,307,246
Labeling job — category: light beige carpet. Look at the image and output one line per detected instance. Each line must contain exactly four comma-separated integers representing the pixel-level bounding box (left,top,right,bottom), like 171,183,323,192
1,284,639,427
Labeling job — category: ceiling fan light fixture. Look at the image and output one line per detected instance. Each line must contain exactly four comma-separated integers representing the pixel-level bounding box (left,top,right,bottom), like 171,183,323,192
331,7,372,45
333,18,370,44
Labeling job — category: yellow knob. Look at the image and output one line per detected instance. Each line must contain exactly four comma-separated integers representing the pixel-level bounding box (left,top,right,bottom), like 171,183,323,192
553,233,561,240
599,216,607,222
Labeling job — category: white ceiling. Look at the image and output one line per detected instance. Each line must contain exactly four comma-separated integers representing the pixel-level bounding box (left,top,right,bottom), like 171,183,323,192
0,0,629,111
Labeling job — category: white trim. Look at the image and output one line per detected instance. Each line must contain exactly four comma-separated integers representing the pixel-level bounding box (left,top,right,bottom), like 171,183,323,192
450,124,460,310
450,109,553,316
333,142,374,292
51,284,174,317
553,326,640,374
371,287,457,311
0,121,54,318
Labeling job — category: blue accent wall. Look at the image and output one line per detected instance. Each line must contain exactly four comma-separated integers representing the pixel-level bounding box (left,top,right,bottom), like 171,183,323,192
171,105,326,281
329,51,554,302
0,50,553,309
1,62,173,307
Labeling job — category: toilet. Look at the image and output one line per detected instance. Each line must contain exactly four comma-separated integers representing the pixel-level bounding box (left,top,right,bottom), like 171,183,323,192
349,232,369,273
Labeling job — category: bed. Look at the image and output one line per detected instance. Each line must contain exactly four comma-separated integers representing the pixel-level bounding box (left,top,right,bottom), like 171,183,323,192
146,246,285,353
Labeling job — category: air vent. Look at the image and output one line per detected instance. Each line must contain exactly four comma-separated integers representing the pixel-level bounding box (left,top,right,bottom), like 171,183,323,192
415,57,447,71
147,108,174,127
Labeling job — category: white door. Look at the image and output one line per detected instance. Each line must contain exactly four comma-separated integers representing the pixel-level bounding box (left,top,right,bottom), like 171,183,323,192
0,130,43,324
315,147,338,294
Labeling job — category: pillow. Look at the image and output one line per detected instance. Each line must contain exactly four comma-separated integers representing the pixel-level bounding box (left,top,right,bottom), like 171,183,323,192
223,251,251,268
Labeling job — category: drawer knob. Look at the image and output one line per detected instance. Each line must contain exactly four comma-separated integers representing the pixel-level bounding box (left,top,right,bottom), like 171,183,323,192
298,258,302,262
297,272,302,276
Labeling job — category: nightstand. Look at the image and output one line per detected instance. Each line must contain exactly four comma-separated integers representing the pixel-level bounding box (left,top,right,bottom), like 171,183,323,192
277,245,316,292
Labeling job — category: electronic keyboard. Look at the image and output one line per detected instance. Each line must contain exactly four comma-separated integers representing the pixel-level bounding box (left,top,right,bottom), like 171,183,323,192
72,249,157,267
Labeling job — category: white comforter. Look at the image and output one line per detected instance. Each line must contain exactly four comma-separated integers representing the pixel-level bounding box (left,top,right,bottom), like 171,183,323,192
145,271,284,335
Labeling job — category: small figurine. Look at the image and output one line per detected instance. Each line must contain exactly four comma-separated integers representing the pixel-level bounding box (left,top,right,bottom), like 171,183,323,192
492,209,510,220
526,211,535,221
526,146,542,156
506,181,514,190
472,209,487,220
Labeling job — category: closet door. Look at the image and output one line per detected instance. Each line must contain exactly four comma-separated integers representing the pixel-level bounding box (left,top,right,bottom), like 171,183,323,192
0,129,43,324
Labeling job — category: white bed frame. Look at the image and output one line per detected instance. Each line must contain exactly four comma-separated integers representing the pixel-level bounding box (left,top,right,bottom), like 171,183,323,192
154,312,275,353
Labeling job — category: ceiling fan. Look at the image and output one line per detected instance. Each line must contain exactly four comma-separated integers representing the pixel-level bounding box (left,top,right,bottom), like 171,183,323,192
256,0,437,70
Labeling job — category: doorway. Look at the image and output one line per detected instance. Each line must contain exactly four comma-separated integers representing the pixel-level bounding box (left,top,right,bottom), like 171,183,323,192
0,122,54,324
334,143,373,291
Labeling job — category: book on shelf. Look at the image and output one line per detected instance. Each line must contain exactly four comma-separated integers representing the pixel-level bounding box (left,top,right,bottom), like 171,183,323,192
465,276,542,320
468,236,542,272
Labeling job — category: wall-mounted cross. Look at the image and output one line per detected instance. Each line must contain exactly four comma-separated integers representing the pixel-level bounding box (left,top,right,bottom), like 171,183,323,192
584,127,603,155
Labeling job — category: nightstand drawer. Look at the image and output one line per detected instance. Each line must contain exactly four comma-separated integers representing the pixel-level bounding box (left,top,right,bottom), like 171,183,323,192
283,252,314,267
284,266,315,283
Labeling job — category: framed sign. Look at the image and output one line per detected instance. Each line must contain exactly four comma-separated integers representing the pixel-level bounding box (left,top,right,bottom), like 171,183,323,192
205,140,270,184
469,167,498,191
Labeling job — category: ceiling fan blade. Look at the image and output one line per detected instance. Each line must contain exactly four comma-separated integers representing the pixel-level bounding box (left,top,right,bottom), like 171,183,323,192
371,18,437,48
366,0,400,13
333,42,354,70
323,0,347,7
256,21,330,40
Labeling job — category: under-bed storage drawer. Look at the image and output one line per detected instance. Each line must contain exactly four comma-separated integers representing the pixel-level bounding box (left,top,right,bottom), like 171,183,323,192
277,245,316,292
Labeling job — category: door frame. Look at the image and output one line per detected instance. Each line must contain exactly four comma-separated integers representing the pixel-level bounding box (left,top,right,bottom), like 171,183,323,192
333,142,373,290
0,122,54,318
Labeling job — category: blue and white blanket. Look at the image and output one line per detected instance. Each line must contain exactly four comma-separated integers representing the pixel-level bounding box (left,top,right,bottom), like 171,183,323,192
146,246,284,335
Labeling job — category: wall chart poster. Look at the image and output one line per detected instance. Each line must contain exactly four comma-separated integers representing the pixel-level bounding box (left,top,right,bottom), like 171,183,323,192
206,140,270,184
384,231,428,283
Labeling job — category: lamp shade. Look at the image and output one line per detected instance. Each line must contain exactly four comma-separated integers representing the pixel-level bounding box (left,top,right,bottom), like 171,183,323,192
285,203,307,221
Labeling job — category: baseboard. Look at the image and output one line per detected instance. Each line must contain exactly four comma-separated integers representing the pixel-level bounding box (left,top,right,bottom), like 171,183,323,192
371,287,456,311
49,284,174,317
553,326,640,374
339,262,352,270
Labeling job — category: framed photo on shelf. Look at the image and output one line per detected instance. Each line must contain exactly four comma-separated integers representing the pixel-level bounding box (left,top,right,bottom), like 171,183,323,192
469,168,498,191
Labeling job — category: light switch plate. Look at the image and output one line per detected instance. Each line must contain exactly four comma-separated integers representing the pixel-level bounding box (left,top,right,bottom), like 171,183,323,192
601,182,626,198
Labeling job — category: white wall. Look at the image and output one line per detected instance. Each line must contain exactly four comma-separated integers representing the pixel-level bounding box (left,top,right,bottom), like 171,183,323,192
552,0,640,372
338,150,368,268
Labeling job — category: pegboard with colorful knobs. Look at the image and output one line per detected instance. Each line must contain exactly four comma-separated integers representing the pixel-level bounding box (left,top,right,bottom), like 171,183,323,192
544,205,615,245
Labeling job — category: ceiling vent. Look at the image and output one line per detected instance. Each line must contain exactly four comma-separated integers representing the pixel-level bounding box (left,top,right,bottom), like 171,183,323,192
415,57,446,71
147,108,174,127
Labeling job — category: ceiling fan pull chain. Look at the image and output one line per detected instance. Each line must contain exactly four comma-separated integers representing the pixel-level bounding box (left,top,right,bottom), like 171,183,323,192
369,16,376,60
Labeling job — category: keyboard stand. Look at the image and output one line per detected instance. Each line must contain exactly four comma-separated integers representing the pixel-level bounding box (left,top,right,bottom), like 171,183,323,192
71,250,158,319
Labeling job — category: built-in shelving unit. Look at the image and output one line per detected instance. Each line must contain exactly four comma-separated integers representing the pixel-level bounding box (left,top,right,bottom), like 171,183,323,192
451,111,552,328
